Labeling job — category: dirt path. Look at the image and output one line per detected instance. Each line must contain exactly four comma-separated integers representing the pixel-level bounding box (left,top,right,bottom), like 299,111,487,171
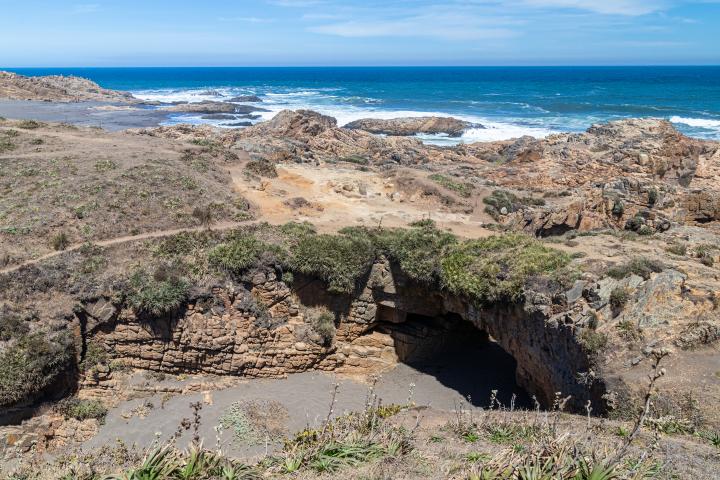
0,221,252,276
2,154,494,276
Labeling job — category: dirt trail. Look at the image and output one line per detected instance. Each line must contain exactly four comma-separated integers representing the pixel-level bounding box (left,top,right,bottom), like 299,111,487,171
0,221,251,276
2,151,494,276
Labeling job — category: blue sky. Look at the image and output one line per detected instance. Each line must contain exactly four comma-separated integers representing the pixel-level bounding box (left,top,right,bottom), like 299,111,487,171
0,0,718,66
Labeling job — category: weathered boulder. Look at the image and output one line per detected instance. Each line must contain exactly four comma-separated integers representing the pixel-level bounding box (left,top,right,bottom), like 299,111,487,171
345,116,474,137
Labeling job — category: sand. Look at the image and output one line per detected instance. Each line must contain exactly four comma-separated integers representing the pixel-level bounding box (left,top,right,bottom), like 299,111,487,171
81,339,528,460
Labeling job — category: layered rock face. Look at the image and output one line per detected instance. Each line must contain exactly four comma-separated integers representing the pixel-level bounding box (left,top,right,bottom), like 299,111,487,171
80,258,600,411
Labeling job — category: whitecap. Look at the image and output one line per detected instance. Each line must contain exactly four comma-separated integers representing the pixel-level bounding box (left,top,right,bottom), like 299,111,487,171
670,116,720,129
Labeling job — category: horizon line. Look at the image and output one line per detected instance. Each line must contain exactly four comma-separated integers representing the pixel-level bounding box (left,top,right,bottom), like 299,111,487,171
4,64,720,69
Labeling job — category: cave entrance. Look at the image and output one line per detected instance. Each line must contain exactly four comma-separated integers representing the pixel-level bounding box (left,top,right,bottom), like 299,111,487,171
375,307,531,409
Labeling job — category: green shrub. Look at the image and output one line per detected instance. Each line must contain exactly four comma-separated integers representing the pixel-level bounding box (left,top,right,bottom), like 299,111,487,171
0,332,75,407
17,120,43,130
208,235,282,274
0,308,31,342
607,257,664,280
666,242,687,256
648,188,658,206
308,307,336,346
289,233,375,293
245,158,277,178
624,215,645,232
580,329,608,353
428,173,474,198
482,190,545,220
52,231,70,251
612,199,625,216
127,266,189,315
339,154,369,165
695,244,716,267
56,398,108,422
609,287,630,310
440,234,571,305
94,159,118,172
0,138,15,153
79,341,109,373
617,320,643,342
191,205,213,229
342,223,457,284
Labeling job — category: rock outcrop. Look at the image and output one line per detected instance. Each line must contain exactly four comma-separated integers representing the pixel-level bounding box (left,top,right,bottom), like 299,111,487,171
345,116,474,137
163,102,268,115
0,71,136,103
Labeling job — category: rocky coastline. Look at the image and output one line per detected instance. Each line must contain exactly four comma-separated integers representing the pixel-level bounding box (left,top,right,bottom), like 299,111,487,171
1,73,720,478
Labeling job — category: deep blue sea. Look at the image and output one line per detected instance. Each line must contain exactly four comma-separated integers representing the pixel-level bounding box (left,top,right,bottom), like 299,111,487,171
8,67,720,143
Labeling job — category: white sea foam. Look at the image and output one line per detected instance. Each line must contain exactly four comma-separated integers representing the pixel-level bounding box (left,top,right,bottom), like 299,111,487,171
138,87,558,142
670,116,720,129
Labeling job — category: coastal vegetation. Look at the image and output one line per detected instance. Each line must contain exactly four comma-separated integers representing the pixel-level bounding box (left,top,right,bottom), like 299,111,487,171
164,221,571,305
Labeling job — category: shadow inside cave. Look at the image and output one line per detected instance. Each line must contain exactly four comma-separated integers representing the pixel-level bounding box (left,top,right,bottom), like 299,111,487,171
379,312,532,409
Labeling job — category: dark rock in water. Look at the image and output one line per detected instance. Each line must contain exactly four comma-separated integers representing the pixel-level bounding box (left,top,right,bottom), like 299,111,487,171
237,114,262,120
201,114,236,120
163,102,270,115
200,89,223,97
229,95,263,103
235,105,270,114
344,116,475,137
222,121,253,127
164,101,238,114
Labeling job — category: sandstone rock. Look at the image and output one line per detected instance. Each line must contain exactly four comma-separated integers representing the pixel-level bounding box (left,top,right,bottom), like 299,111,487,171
344,116,474,137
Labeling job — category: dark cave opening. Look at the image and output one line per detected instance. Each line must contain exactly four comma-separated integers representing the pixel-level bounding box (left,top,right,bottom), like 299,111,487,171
376,309,532,409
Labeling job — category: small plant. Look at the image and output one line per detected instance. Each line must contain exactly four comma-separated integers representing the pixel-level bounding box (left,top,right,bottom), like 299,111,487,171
616,320,643,342
308,307,336,346
191,205,214,229
245,158,277,178
17,120,43,129
611,199,625,217
609,287,630,310
482,189,545,220
647,188,658,206
0,137,16,153
208,235,279,275
666,242,687,256
580,329,608,353
339,154,369,165
94,159,118,172
127,265,189,316
700,430,720,448
607,257,664,280
695,244,716,267
56,398,108,422
52,231,70,251
79,341,109,373
428,173,474,198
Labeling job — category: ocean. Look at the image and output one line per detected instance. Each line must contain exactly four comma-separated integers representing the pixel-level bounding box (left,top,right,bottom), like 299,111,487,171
8,66,720,144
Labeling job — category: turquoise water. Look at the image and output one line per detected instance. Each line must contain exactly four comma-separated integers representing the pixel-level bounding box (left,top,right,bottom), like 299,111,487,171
8,67,720,142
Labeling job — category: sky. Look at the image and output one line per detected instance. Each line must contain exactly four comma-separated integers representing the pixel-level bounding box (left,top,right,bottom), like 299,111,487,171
0,0,718,66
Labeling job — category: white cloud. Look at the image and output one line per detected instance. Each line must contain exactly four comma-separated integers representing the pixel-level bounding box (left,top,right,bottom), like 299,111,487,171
310,14,518,40
219,16,275,23
73,3,100,14
520,0,669,15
